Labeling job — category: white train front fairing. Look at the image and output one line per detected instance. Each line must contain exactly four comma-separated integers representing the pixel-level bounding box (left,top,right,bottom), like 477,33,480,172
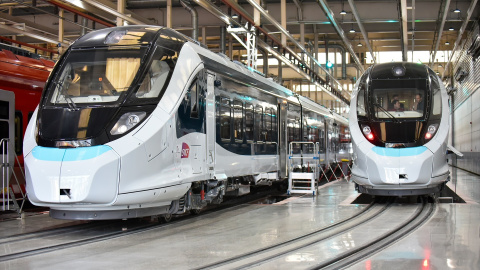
349,62,456,196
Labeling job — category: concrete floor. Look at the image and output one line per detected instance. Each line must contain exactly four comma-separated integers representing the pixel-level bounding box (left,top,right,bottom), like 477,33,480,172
0,166,479,269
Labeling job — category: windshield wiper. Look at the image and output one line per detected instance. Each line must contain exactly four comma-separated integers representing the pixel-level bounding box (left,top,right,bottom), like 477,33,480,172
54,81,78,111
373,103,398,123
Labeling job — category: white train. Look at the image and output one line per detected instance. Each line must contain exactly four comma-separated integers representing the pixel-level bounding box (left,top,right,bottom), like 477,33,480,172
349,62,461,196
24,26,350,220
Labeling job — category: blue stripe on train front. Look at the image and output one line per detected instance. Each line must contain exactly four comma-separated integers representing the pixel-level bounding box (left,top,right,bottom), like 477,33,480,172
371,146,428,157
32,145,112,161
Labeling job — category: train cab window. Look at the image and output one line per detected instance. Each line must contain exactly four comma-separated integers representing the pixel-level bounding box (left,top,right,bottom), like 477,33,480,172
136,52,173,99
265,108,273,142
233,99,243,141
189,81,199,118
0,101,8,148
430,74,442,116
357,88,366,117
218,97,231,140
14,112,22,155
254,105,263,142
245,103,254,142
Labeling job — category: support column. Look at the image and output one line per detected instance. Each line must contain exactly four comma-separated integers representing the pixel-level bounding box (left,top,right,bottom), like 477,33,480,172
81,17,88,36
278,61,283,84
117,0,125,26
220,26,226,54
281,0,287,47
58,9,65,54
228,36,233,58
202,27,207,45
166,0,172,28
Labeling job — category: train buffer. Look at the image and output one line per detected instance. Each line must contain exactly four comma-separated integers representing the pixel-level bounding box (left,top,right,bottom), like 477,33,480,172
287,142,320,196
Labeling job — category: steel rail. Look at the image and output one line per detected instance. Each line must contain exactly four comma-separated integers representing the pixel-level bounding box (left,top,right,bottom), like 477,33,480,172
197,198,390,269
315,197,436,270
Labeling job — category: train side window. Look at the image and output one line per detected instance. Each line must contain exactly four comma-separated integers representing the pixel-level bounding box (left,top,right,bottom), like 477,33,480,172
14,111,22,155
271,108,277,143
245,103,254,142
254,105,263,142
265,108,272,142
217,97,231,140
189,81,199,119
357,88,366,117
430,76,442,116
233,99,243,141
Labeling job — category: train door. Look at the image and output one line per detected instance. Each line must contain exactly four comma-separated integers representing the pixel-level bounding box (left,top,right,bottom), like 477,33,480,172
206,72,216,179
278,101,287,178
0,89,14,210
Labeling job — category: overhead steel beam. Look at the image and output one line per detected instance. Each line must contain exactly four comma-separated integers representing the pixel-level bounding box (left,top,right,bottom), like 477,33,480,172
0,35,58,54
348,0,375,64
0,10,57,35
430,0,450,67
0,22,70,47
442,0,478,79
399,0,408,61
192,0,344,103
244,0,348,92
47,0,115,27
315,0,364,73
80,0,148,25
411,0,415,60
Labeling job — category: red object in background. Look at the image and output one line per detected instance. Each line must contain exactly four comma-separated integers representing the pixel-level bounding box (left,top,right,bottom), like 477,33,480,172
0,48,54,164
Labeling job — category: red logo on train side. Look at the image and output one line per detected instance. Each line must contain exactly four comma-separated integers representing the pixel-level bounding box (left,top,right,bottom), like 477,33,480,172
181,143,190,158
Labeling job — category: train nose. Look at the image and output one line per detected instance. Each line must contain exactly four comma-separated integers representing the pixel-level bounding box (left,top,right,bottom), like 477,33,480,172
368,146,433,185
25,146,120,205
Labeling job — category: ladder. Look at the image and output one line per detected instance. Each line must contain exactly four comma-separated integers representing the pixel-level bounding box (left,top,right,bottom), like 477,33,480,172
287,142,320,196
1,138,25,214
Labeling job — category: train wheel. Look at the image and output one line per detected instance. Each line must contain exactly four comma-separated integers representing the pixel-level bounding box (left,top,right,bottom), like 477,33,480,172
190,209,201,215
161,214,173,223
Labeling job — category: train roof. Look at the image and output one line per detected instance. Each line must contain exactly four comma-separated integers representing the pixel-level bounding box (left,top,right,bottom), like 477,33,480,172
189,40,336,118
369,62,429,80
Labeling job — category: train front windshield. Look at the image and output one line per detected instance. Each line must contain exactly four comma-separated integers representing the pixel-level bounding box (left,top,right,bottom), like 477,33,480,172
47,46,173,106
370,79,427,119
356,63,443,147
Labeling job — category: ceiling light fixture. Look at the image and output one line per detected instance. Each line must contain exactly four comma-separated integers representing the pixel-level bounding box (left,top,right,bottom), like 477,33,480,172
445,41,450,45
340,0,347,15
449,26,454,31
357,42,362,47
350,28,355,33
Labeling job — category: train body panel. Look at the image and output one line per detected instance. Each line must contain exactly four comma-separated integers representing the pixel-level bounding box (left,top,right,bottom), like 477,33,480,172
24,26,351,220
349,62,453,196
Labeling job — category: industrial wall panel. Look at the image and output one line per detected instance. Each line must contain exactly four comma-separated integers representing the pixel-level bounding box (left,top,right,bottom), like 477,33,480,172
449,20,480,175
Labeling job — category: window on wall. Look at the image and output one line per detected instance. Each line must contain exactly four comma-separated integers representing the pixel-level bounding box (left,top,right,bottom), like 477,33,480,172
265,108,273,142
233,99,243,141
254,105,263,142
245,103,254,142
218,97,231,140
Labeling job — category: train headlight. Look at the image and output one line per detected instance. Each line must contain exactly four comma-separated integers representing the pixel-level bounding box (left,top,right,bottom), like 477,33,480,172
361,125,374,141
425,124,438,140
110,112,146,135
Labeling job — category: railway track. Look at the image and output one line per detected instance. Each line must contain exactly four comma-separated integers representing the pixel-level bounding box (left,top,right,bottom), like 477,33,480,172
197,196,435,270
0,187,279,262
